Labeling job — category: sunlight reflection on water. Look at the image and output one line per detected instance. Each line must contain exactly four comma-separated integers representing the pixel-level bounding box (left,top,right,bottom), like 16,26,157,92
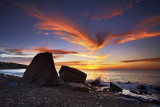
82,69,160,85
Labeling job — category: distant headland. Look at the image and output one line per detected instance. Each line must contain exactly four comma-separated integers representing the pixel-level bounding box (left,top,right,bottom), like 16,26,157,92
0,62,28,69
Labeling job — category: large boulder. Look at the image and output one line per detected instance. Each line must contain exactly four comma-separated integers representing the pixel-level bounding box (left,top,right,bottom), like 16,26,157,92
22,52,59,86
59,65,87,84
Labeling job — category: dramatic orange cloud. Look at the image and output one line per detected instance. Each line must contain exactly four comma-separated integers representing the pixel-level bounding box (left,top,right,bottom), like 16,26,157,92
114,32,160,44
120,58,160,63
85,0,143,20
18,4,160,52
18,5,109,51
113,16,160,44
91,16,160,45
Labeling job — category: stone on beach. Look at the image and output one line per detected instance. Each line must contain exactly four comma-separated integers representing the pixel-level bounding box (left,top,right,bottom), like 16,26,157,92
59,65,87,84
110,82,122,92
22,52,59,86
90,79,100,86
67,82,90,92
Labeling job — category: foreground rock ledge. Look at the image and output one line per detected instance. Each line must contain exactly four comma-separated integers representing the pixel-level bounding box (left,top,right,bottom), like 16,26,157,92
59,65,87,84
22,52,59,86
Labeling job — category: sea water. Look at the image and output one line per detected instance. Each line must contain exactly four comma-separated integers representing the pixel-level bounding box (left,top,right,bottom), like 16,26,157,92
0,69,160,94
0,69,25,77
0,69,160,85
83,69,160,85
83,69,160,95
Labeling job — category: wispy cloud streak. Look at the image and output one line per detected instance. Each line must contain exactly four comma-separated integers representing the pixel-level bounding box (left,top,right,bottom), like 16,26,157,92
24,47,78,54
120,58,160,63
84,0,143,20
5,47,78,55
113,16,160,44
1,46,109,61
55,60,111,69
18,5,109,51
18,4,160,52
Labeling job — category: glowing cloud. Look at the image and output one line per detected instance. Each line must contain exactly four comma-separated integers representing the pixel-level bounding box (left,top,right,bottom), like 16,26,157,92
19,6,109,51
19,4,160,52
113,16,160,44
5,47,78,55
75,53,110,61
55,60,112,69
0,47,79,59
2,46,110,61
114,32,160,44
24,47,78,54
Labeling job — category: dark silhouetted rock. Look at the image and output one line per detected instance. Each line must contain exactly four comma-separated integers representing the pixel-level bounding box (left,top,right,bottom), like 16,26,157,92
136,84,151,95
137,84,147,91
139,90,151,95
130,90,139,94
89,78,106,87
59,65,87,84
110,82,122,92
67,83,90,92
22,52,59,86
90,79,100,86
0,62,28,69
130,89,151,95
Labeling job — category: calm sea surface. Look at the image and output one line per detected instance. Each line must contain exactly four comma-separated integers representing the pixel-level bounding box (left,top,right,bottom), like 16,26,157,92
0,69,160,85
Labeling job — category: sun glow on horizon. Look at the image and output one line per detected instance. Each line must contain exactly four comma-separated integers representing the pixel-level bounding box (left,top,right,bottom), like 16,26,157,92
88,67,96,69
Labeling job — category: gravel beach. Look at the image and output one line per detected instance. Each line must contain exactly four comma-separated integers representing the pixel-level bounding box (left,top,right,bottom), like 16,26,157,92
0,74,153,107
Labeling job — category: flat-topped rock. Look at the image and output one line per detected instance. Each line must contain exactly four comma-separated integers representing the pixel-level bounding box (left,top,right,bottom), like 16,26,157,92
59,65,87,84
22,52,59,86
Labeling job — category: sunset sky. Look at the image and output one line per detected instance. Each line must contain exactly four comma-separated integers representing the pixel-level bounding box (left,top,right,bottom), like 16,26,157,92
0,0,160,69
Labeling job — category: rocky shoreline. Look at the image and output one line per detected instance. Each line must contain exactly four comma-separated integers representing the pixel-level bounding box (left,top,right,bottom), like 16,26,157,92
0,52,159,107
0,73,151,107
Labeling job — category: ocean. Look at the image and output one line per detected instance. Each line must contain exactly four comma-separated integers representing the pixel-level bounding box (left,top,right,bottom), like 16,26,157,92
83,69,160,99
0,69,160,96
1,69,160,84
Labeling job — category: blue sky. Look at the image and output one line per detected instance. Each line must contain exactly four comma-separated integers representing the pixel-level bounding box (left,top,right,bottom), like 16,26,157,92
0,0,160,69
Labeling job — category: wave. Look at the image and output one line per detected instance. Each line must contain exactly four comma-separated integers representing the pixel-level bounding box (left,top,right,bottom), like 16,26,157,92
86,77,160,103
